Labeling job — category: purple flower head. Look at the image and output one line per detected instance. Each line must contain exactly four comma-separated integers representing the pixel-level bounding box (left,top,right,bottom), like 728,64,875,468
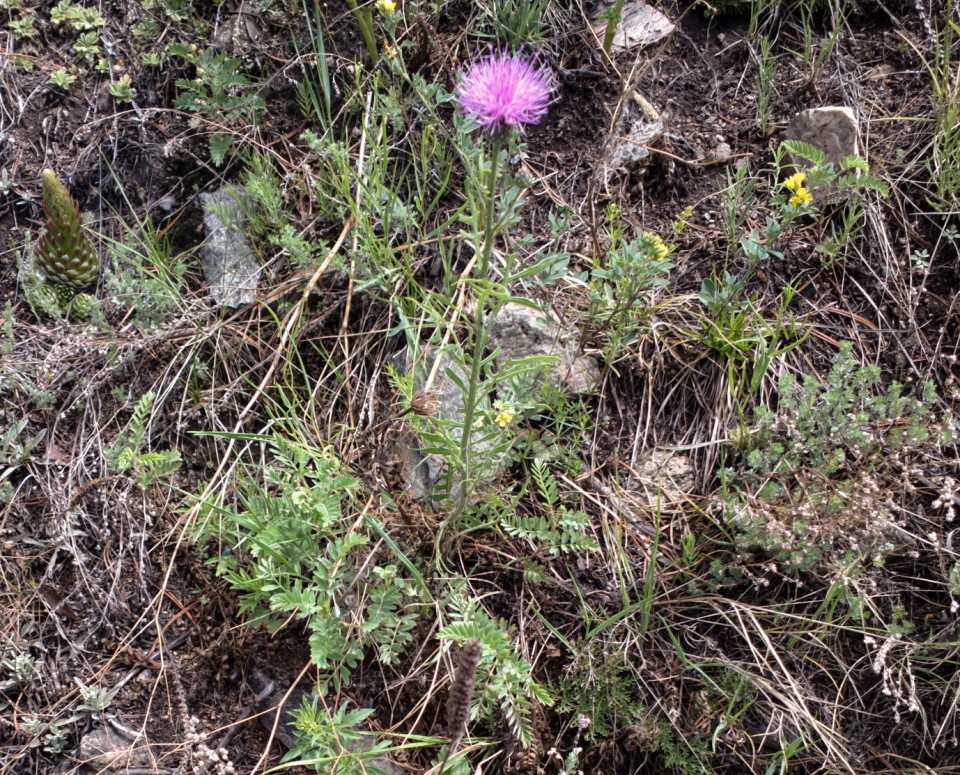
457,50,555,135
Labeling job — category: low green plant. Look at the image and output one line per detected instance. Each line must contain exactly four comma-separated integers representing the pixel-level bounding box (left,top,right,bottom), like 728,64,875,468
169,43,265,164
19,715,71,754
699,141,887,401
50,1,104,31
552,641,646,739
8,14,35,39
288,700,393,774
483,0,553,49
720,343,938,573
49,69,77,90
585,203,673,363
103,215,189,331
794,1,844,84
104,392,182,488
108,73,137,102
903,1,960,211
193,435,425,692
438,594,552,748
754,35,777,137
74,31,100,62
502,459,598,556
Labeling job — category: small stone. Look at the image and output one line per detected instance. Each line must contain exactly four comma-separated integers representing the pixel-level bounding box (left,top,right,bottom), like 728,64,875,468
784,107,859,167
199,187,261,307
783,107,860,201
628,449,695,506
489,303,601,395
709,141,733,161
593,0,674,53
79,725,156,772
605,91,664,172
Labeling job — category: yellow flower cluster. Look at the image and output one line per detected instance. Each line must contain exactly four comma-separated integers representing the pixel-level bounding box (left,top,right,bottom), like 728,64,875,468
784,171,813,207
493,403,515,428
640,231,670,262
376,0,397,12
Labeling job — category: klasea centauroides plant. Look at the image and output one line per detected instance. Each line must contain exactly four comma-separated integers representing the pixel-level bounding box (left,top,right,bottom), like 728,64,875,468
435,50,555,529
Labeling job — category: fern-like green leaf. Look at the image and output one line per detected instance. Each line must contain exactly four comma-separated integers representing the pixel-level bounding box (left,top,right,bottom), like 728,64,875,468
781,139,829,166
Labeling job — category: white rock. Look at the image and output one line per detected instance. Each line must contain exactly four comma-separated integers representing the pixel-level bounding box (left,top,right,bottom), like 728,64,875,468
199,187,261,307
594,0,675,52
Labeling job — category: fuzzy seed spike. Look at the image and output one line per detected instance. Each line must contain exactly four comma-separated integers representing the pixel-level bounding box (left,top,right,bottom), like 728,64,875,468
35,169,99,290
438,638,482,773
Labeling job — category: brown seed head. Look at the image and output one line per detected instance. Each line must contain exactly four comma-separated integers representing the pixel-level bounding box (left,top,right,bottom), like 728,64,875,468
445,638,482,741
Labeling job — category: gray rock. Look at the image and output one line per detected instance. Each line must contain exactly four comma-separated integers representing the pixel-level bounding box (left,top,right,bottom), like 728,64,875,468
783,107,859,200
199,188,260,307
389,348,496,501
489,302,601,395
387,303,598,502
784,107,859,166
628,449,695,506
598,91,665,190
79,724,156,772
594,0,675,53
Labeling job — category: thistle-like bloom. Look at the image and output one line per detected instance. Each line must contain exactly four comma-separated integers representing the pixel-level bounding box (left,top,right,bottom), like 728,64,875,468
457,50,555,134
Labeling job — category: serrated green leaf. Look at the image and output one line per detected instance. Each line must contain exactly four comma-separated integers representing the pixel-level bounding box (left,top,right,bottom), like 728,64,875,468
781,139,829,165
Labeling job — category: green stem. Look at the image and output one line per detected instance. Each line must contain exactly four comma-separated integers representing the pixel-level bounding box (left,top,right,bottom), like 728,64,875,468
344,0,379,65
602,0,626,56
448,134,503,529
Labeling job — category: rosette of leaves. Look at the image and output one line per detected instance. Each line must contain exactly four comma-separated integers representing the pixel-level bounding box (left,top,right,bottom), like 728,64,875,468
35,169,99,293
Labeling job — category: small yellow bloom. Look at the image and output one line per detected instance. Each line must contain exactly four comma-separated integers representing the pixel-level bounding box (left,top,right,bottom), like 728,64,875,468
640,231,670,262
788,187,813,207
650,236,669,262
376,0,397,12
784,171,807,192
494,406,515,428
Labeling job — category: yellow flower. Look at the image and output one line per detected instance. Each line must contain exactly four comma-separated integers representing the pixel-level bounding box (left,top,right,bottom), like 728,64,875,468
376,0,397,12
788,187,813,207
640,231,670,262
784,171,807,192
494,405,515,428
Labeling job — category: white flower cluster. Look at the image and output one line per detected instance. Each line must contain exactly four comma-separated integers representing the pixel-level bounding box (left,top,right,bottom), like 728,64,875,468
932,477,959,522
864,634,920,724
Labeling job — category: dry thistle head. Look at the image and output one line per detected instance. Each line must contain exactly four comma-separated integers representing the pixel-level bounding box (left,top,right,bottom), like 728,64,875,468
445,638,482,741
409,389,441,417
35,169,99,290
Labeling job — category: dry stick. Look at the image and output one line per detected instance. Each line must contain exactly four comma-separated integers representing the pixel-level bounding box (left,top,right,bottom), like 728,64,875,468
436,638,482,775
